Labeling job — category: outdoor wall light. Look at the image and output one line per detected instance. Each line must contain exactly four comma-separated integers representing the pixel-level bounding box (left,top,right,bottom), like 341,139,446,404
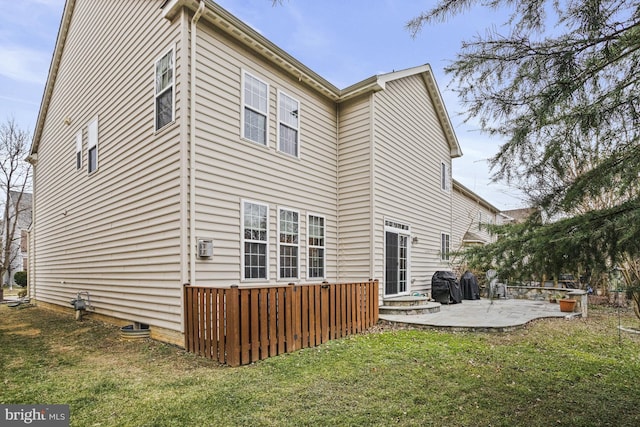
412,236,419,244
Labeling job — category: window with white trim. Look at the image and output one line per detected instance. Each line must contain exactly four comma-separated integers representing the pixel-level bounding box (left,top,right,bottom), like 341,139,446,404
441,233,450,261
87,118,98,173
242,201,268,280
441,161,450,192
278,208,299,279
308,214,325,279
278,91,299,157
155,48,174,131
75,130,82,170
242,71,268,145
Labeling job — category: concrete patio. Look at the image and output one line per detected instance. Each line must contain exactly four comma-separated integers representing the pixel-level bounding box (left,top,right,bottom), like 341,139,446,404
379,298,581,332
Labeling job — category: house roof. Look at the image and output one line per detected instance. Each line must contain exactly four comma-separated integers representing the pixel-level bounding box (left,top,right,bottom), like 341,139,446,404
462,231,486,245
340,65,462,158
31,0,461,159
29,0,76,159
453,179,500,214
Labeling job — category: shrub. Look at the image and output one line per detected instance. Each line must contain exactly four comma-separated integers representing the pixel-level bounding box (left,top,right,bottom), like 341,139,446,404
14,271,27,287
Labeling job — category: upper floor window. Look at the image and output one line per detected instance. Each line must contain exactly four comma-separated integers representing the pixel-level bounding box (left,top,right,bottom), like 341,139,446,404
308,214,325,279
242,200,269,280
87,118,98,173
155,48,174,131
278,91,299,157
441,161,450,192
242,71,268,145
75,130,82,170
278,208,299,279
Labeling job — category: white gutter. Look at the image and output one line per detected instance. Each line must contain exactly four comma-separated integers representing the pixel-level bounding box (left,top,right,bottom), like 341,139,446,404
189,0,206,286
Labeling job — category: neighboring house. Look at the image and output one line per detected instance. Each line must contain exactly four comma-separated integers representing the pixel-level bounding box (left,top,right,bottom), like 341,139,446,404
501,207,537,224
451,180,503,252
29,0,476,346
2,191,32,285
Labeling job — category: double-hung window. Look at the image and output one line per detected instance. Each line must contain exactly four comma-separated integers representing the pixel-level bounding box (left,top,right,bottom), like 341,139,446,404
278,208,299,279
155,48,174,131
278,91,299,157
441,233,450,261
242,71,268,145
75,131,82,170
87,118,98,173
308,214,325,279
242,201,269,280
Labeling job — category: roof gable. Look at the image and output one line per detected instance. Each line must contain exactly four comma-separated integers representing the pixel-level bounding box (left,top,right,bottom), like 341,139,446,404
32,1,462,160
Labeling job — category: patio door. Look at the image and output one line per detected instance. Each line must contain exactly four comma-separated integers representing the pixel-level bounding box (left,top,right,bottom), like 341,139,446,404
385,220,410,296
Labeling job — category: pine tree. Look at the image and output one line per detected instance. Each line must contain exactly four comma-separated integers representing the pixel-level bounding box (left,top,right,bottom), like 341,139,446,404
409,1,640,313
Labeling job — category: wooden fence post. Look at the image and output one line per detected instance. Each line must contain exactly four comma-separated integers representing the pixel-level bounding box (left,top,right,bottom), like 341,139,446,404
226,286,240,367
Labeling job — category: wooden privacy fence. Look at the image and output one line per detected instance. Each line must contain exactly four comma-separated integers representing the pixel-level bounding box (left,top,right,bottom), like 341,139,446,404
184,280,379,366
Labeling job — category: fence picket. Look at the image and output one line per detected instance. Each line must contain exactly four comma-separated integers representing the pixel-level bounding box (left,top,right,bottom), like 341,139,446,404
183,280,379,366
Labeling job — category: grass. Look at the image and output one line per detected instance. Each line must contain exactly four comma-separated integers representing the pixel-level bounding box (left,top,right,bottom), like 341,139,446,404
1,304,640,427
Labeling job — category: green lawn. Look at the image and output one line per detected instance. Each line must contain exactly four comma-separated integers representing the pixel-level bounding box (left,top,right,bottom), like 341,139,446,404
1,303,639,426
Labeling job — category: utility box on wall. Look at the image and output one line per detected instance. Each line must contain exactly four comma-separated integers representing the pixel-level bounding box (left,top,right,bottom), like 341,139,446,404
197,239,213,258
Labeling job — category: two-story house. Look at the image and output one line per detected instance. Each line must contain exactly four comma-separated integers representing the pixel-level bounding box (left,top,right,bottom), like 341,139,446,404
29,0,467,345
2,191,32,286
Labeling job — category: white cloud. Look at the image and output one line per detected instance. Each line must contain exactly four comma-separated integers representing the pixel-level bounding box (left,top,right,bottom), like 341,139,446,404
0,45,49,84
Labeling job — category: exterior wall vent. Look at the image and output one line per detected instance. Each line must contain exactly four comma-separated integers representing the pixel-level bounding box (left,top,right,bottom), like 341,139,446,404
197,239,213,258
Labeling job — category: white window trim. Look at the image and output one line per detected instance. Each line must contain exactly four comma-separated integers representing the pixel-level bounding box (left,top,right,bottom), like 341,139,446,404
384,217,412,294
277,207,300,281
441,232,451,261
241,199,270,281
241,69,269,146
307,213,326,280
276,89,300,158
154,46,175,132
75,130,82,170
441,161,451,192
87,117,99,174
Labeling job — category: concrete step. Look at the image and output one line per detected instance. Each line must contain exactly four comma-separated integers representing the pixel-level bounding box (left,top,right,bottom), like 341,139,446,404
383,295,430,307
379,302,441,315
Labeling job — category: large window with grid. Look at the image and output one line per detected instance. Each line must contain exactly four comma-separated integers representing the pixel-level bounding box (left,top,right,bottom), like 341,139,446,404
278,91,299,157
242,201,269,280
155,48,174,131
242,71,268,145
308,214,325,279
278,208,299,279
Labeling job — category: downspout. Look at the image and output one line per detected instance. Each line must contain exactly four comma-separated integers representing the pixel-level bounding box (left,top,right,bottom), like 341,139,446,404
335,102,341,282
189,0,206,286
369,92,376,281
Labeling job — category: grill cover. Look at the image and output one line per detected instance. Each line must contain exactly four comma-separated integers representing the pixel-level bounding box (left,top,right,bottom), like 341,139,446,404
460,270,480,300
431,271,462,304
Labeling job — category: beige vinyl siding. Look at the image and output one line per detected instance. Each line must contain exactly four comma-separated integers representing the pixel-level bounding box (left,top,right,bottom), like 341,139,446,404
337,95,373,282
191,22,338,285
452,187,499,250
33,1,183,331
372,76,454,295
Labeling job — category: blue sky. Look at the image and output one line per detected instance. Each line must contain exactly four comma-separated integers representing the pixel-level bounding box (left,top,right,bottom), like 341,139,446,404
0,0,525,209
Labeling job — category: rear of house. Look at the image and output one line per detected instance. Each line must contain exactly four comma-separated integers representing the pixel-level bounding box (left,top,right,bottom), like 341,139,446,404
29,0,491,347
451,180,503,254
